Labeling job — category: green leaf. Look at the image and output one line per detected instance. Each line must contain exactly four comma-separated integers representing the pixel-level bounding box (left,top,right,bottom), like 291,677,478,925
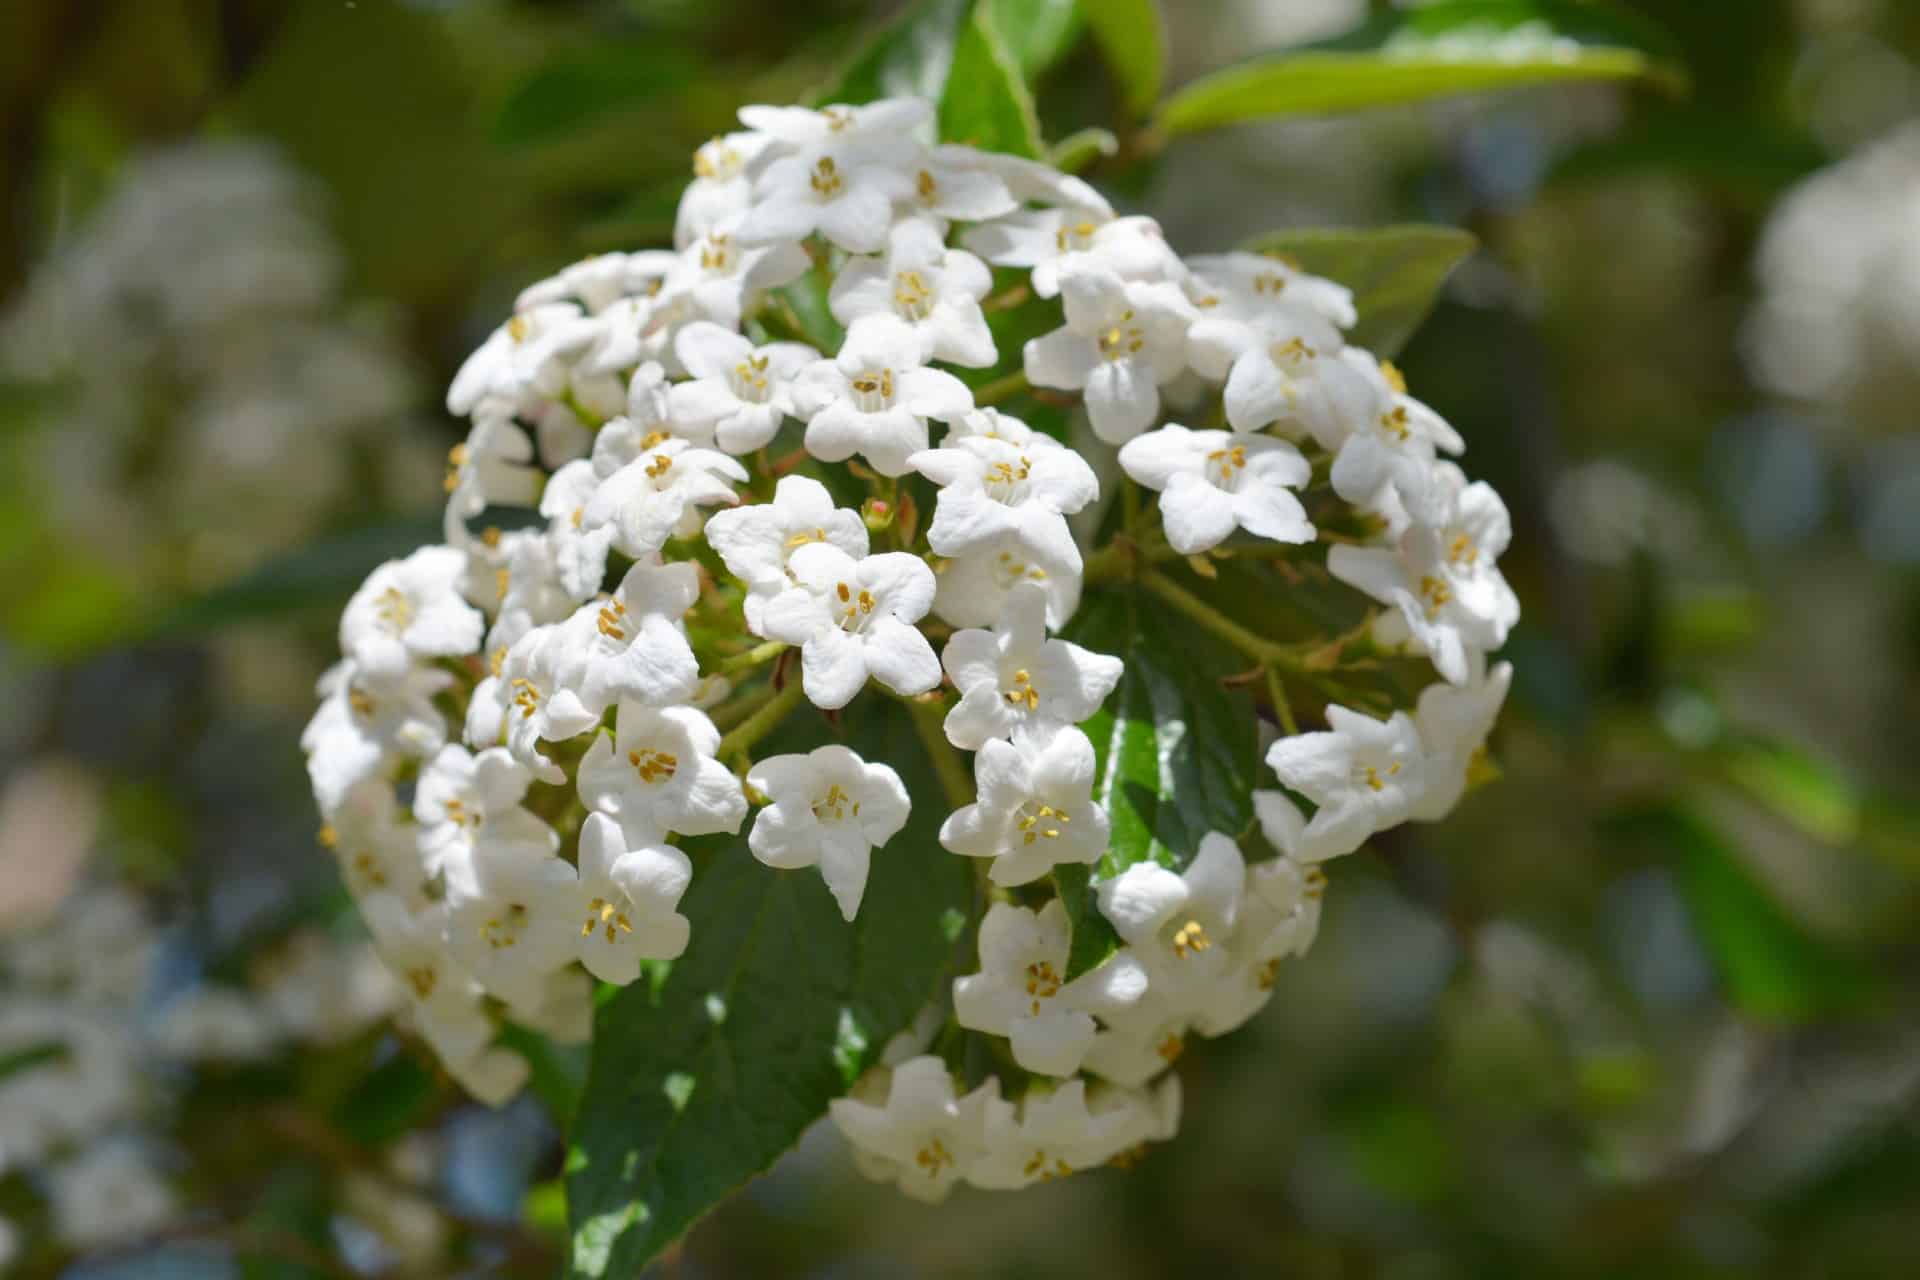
812,0,971,106
987,0,1085,81
0,1041,65,1082
500,1024,591,1128
1719,737,1861,848
1084,0,1166,120
1049,125,1118,174
1054,588,1261,978
494,45,700,146
138,513,445,644
1157,0,1686,137
1548,112,1827,197
939,2,1044,157
1241,224,1477,358
565,698,971,1276
1622,806,1875,1023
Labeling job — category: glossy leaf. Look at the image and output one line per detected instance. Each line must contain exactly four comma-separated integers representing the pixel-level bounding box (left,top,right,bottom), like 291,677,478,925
565,699,970,1277
1054,588,1261,978
493,45,699,146
812,0,970,107
1084,0,1166,119
1241,224,1477,358
939,2,1043,158
1158,0,1686,137
987,0,1084,80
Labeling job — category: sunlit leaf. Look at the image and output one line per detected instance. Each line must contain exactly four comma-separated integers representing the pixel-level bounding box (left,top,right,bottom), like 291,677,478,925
940,2,1043,157
812,0,971,106
987,0,1084,81
1158,0,1686,137
1083,0,1165,119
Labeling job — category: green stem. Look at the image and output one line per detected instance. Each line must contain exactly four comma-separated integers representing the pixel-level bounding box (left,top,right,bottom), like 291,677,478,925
907,695,975,810
709,681,776,733
971,369,1030,407
717,640,786,676
717,678,807,762
1138,568,1301,669
1267,664,1299,737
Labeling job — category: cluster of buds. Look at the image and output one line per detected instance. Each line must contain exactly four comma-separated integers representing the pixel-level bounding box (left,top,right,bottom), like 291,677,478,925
303,97,1516,1191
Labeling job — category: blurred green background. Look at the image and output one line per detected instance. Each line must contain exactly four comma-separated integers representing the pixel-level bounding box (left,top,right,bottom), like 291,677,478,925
2,0,1919,1276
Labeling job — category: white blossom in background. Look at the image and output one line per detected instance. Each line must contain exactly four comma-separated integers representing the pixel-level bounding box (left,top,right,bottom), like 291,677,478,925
339,546,485,680
1265,706,1428,861
1117,423,1314,554
746,746,911,921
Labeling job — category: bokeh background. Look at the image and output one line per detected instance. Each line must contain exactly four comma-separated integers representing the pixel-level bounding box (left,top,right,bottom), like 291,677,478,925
3,0,1919,1275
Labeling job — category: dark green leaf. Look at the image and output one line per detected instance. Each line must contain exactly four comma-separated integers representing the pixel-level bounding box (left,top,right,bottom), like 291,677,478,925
494,45,700,146
566,699,970,1276
1083,0,1166,119
812,0,971,107
500,1024,591,1128
1054,588,1261,978
1157,0,1686,137
987,0,1085,81
939,2,1044,157
1241,224,1478,358
1625,806,1875,1023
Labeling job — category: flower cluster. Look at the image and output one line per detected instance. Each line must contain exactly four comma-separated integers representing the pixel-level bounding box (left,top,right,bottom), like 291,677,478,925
302,96,1517,1196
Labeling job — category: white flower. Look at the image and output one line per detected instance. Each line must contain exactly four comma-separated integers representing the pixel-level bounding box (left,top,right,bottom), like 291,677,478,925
442,844,579,1011
1193,301,1381,439
1264,706,1427,861
558,813,693,984
1328,477,1519,685
829,1055,999,1203
702,474,869,631
758,542,940,709
538,461,617,602
793,315,974,476
738,98,933,153
443,407,544,528
830,218,996,367
1184,251,1356,331
1187,844,1325,1037
910,421,1098,571
1081,995,1199,1087
676,132,776,248
746,745,910,920
1025,263,1195,444
668,322,816,454
515,252,643,315
1325,352,1463,528
953,900,1147,1077
933,532,1081,630
584,431,747,558
1116,423,1314,554
559,559,701,716
736,135,912,255
359,892,498,1069
664,223,811,336
48,1143,178,1249
964,208,1175,299
412,745,558,878
578,701,746,839
468,623,600,783
941,146,1108,217
1412,659,1511,821
322,780,426,902
939,583,1121,750
443,1044,532,1108
302,660,449,815
339,546,484,680
969,1078,1140,1189
446,302,600,417
939,728,1108,886
1095,832,1245,1003
900,145,1020,223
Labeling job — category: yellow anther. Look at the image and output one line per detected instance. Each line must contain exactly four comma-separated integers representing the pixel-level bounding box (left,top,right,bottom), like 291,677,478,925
916,169,938,202
1381,360,1407,395
406,967,437,999
347,688,376,718
1256,957,1284,991
628,748,679,783
809,156,844,197
1171,919,1212,958
481,525,502,549
316,825,338,849
597,598,629,640
915,1137,954,1177
812,783,853,821
510,677,541,719
786,527,828,550
1447,533,1478,567
506,315,530,342
1418,574,1452,617
640,430,673,450
1253,271,1287,296
893,269,934,319
1002,669,1040,712
584,898,634,942
1381,405,1411,440
1156,1034,1185,1063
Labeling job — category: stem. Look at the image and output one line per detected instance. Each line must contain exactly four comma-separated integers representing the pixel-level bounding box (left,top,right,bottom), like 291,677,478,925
717,640,786,676
1267,665,1299,737
907,695,975,810
1138,568,1301,669
709,681,776,733
971,369,1030,406
717,677,807,763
